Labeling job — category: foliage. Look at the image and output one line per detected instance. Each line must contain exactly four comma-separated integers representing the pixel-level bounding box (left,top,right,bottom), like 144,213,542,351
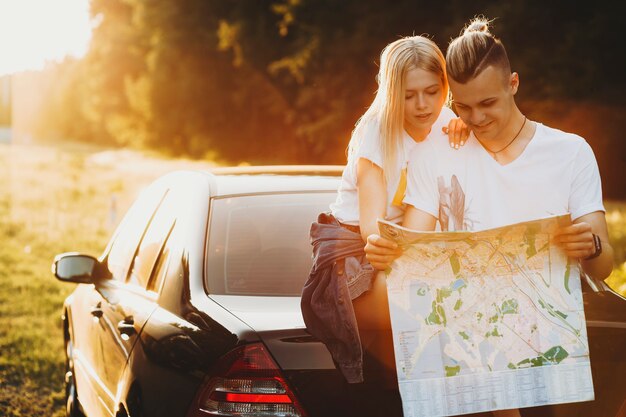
605,201,626,295
18,1,625,189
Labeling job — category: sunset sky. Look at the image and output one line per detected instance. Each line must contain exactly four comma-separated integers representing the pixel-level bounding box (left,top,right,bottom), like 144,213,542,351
0,0,92,76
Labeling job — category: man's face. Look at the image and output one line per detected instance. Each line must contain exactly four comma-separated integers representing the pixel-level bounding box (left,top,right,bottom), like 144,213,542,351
449,65,518,142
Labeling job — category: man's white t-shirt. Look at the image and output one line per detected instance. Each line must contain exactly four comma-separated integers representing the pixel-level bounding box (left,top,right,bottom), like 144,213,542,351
331,107,456,226
404,122,605,231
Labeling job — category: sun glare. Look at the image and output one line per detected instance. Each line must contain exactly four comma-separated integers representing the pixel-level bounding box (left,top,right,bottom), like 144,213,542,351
0,0,91,76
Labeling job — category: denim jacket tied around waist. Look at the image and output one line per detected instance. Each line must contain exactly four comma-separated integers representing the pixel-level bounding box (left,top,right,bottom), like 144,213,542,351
300,212,376,383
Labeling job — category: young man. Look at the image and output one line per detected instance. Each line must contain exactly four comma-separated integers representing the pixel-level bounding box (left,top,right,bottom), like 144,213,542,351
363,17,614,417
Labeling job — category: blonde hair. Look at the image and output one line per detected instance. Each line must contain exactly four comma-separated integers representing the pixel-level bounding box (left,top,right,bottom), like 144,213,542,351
349,35,448,185
446,17,511,84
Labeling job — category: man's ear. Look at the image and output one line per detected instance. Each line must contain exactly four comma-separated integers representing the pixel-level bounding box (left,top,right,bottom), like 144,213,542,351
510,72,520,95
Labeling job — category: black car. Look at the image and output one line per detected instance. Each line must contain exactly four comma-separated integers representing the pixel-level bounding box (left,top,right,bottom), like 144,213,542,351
53,167,626,417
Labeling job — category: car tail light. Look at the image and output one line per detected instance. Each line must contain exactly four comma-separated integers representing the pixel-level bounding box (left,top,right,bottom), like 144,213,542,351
188,343,307,417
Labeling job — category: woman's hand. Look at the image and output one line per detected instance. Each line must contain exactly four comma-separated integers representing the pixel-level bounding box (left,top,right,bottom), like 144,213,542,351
364,234,402,270
442,118,469,149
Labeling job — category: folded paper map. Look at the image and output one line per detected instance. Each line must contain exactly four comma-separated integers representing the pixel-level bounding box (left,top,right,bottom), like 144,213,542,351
379,214,594,416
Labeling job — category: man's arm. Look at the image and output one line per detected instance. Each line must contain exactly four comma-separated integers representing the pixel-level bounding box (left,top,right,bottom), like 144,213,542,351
558,140,612,279
554,211,614,280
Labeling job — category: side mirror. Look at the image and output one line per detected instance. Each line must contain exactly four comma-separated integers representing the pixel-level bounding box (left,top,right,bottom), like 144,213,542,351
52,253,100,284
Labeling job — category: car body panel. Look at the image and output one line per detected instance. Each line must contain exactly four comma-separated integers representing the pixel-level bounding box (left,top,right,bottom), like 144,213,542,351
68,284,113,417
209,295,306,331
94,281,157,415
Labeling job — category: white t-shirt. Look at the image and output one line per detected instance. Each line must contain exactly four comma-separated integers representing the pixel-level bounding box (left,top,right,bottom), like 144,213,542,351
330,107,456,225
404,122,605,231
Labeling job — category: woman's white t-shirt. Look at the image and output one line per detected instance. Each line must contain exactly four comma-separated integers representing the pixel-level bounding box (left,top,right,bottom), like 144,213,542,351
330,107,455,226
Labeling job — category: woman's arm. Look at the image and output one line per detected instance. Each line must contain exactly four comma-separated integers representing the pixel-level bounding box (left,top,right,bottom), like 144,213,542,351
356,158,387,243
356,158,402,270
402,205,437,231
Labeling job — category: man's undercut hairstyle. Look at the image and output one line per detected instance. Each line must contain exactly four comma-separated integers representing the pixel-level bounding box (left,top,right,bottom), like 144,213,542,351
446,17,511,84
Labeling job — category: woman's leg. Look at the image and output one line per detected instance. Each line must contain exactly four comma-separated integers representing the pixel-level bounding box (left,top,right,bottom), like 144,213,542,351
353,271,396,372
353,271,391,330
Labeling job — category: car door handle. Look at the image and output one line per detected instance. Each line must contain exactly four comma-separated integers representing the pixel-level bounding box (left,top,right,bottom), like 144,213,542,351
117,317,135,336
90,303,103,318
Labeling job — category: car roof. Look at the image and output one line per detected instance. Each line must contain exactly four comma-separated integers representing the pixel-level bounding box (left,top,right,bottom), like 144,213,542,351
202,165,344,197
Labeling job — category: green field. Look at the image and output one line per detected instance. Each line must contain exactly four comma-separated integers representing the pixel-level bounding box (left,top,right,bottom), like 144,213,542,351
0,143,211,416
0,143,624,416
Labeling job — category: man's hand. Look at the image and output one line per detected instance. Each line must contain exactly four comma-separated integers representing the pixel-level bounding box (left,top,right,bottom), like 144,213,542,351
365,234,402,270
553,222,595,259
553,211,613,280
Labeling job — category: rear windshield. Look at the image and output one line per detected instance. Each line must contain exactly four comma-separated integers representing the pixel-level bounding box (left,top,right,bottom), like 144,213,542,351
206,192,336,296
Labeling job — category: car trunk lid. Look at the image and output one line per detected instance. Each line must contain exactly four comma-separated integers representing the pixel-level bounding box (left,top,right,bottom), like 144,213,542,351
209,295,335,370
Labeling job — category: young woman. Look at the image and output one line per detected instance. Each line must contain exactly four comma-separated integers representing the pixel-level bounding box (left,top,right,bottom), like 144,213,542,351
301,35,468,385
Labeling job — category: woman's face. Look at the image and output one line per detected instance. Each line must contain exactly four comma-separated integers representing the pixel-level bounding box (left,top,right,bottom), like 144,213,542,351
403,67,446,140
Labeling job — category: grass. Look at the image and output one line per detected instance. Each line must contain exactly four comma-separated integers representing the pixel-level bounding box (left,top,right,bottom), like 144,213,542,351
0,142,624,416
